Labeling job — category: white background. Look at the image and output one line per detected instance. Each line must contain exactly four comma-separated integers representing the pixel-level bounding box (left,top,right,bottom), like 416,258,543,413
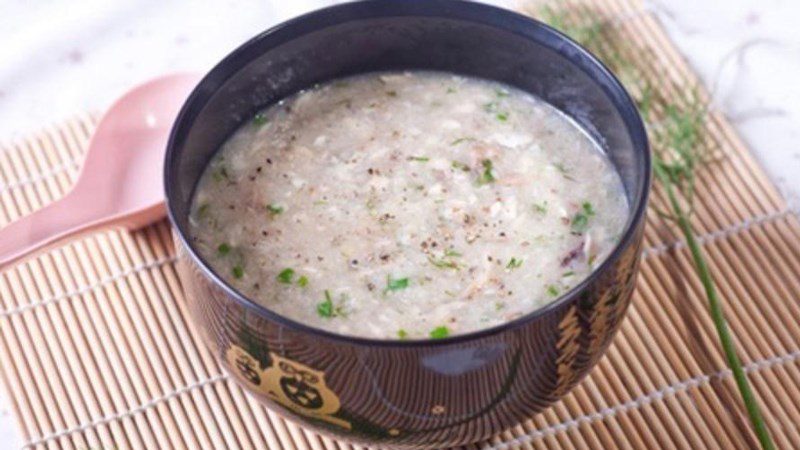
1,0,798,447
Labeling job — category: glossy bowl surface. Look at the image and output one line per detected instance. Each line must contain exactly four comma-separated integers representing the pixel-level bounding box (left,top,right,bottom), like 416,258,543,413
165,0,650,447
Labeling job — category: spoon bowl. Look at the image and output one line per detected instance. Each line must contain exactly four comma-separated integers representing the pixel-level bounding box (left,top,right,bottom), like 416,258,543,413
0,73,200,269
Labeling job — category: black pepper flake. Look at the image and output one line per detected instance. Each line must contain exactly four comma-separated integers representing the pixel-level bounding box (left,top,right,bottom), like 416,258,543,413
368,168,374,175
256,166,263,172
499,232,506,237
228,205,235,210
266,158,273,165
380,254,390,261
317,256,324,261
367,282,376,291
261,230,268,236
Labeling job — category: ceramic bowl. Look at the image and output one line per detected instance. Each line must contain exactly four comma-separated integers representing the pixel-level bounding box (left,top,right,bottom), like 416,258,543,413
165,0,650,447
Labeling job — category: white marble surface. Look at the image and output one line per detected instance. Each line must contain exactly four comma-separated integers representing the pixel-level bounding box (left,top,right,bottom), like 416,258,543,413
1,0,798,447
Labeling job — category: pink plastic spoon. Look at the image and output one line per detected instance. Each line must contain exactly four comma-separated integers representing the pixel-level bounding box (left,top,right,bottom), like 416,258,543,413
0,73,200,269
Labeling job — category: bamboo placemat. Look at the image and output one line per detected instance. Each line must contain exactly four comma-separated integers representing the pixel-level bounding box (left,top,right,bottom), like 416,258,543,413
2,0,800,448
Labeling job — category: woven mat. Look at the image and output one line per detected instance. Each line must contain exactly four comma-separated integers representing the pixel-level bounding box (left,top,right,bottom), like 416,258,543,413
2,0,800,448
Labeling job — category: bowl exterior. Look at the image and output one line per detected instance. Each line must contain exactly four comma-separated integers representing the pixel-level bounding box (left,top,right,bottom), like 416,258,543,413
174,219,643,448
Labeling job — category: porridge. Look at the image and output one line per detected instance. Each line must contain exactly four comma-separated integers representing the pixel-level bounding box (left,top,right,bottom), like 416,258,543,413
189,71,628,339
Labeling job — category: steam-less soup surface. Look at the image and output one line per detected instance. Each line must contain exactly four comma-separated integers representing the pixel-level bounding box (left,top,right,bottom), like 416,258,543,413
189,71,628,339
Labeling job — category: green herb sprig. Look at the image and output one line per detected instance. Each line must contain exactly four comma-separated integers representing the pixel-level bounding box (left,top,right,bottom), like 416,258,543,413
429,326,450,339
541,5,773,448
652,106,774,450
385,275,410,293
478,159,497,185
317,290,346,318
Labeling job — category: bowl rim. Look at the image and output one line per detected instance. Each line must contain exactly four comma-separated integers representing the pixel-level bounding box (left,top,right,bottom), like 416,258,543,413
165,0,651,348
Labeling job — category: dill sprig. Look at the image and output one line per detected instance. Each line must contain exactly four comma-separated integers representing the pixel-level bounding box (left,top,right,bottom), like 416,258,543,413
540,4,774,449
653,99,775,449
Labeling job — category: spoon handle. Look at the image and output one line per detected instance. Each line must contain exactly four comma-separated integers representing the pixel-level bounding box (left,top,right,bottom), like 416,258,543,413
0,192,117,270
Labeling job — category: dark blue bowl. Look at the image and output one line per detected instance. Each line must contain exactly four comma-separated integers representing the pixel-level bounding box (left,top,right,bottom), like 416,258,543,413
165,0,650,447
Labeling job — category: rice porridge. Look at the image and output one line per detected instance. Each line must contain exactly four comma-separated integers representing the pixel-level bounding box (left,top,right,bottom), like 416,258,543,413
188,71,628,339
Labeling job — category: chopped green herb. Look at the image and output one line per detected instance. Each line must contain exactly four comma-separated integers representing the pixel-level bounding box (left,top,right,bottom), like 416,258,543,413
571,202,596,234
385,275,410,293
533,201,548,214
429,326,450,339
444,290,457,297
252,113,268,126
386,90,397,97
444,249,462,257
450,137,474,146
506,257,523,269
277,268,294,284
553,163,576,181
232,265,244,279
297,275,309,287
496,112,509,122
495,301,505,310
397,329,408,339
217,243,231,256
446,87,457,94
451,160,471,172
212,166,229,182
562,271,575,278
428,256,460,270
582,201,596,216
407,156,430,162
571,213,589,233
483,101,498,112
317,290,335,318
478,159,497,185
495,88,510,98
267,204,284,215
546,285,560,297
313,200,328,206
